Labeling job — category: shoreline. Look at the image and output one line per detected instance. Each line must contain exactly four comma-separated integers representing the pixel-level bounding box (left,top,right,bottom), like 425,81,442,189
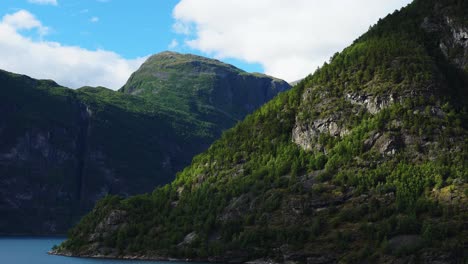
48,250,229,263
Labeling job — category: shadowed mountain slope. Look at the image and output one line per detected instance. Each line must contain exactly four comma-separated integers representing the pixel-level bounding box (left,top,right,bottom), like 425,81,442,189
0,53,290,234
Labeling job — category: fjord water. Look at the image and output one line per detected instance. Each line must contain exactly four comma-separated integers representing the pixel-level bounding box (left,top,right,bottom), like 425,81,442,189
0,237,192,264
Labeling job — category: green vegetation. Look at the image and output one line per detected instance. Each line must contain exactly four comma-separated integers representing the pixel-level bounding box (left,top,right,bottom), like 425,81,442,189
121,51,290,127
0,52,289,235
58,0,467,262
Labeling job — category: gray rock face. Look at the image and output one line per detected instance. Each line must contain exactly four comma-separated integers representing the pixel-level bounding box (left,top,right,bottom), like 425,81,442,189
96,210,127,233
291,86,435,153
0,101,88,234
291,80,427,153
292,117,349,152
292,85,355,152
345,93,398,114
373,133,400,156
178,231,198,246
422,15,468,70
293,89,397,153
443,17,468,69
364,131,402,156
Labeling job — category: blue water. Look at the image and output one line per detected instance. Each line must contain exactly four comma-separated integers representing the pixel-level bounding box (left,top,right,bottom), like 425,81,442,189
0,237,194,264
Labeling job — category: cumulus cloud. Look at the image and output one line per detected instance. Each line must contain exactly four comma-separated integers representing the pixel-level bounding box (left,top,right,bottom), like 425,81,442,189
28,0,58,6
90,16,99,23
0,10,145,89
173,0,413,82
3,9,49,36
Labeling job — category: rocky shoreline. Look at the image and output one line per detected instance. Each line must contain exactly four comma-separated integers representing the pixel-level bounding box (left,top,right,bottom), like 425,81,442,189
48,250,284,264
48,250,200,262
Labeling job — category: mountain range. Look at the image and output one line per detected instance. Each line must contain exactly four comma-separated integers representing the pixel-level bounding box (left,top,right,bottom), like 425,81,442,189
0,52,290,234
54,0,467,263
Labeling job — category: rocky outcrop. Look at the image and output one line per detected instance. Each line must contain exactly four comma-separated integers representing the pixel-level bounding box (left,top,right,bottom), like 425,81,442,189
292,86,430,152
292,117,349,152
422,14,468,70
364,132,402,156
178,232,198,246
345,93,398,114
88,210,127,242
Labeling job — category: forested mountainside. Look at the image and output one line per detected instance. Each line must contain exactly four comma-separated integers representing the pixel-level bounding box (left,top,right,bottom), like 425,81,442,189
56,0,467,263
0,52,289,234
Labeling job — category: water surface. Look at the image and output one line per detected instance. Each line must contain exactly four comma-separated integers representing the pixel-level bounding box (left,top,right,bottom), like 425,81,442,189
0,237,194,264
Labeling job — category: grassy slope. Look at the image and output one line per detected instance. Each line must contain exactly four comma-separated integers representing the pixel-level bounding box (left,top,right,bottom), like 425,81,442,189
121,51,290,128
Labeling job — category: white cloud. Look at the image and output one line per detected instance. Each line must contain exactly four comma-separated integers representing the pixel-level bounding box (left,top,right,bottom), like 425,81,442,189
90,16,99,23
28,0,58,6
168,39,179,49
173,0,413,82
0,10,145,90
3,9,49,36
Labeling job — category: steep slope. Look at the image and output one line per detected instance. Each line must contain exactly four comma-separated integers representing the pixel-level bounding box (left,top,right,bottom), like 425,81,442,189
0,54,290,235
56,0,467,263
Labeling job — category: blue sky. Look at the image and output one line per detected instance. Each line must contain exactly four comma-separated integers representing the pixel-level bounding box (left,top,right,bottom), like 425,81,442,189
0,0,262,71
0,0,412,89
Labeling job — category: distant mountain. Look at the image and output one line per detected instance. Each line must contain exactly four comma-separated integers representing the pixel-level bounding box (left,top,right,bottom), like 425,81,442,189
121,51,289,124
0,53,290,235
56,0,467,263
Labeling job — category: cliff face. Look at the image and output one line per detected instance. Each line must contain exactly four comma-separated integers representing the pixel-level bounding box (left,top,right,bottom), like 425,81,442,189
0,53,290,235
0,73,80,234
422,8,468,70
57,0,467,263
